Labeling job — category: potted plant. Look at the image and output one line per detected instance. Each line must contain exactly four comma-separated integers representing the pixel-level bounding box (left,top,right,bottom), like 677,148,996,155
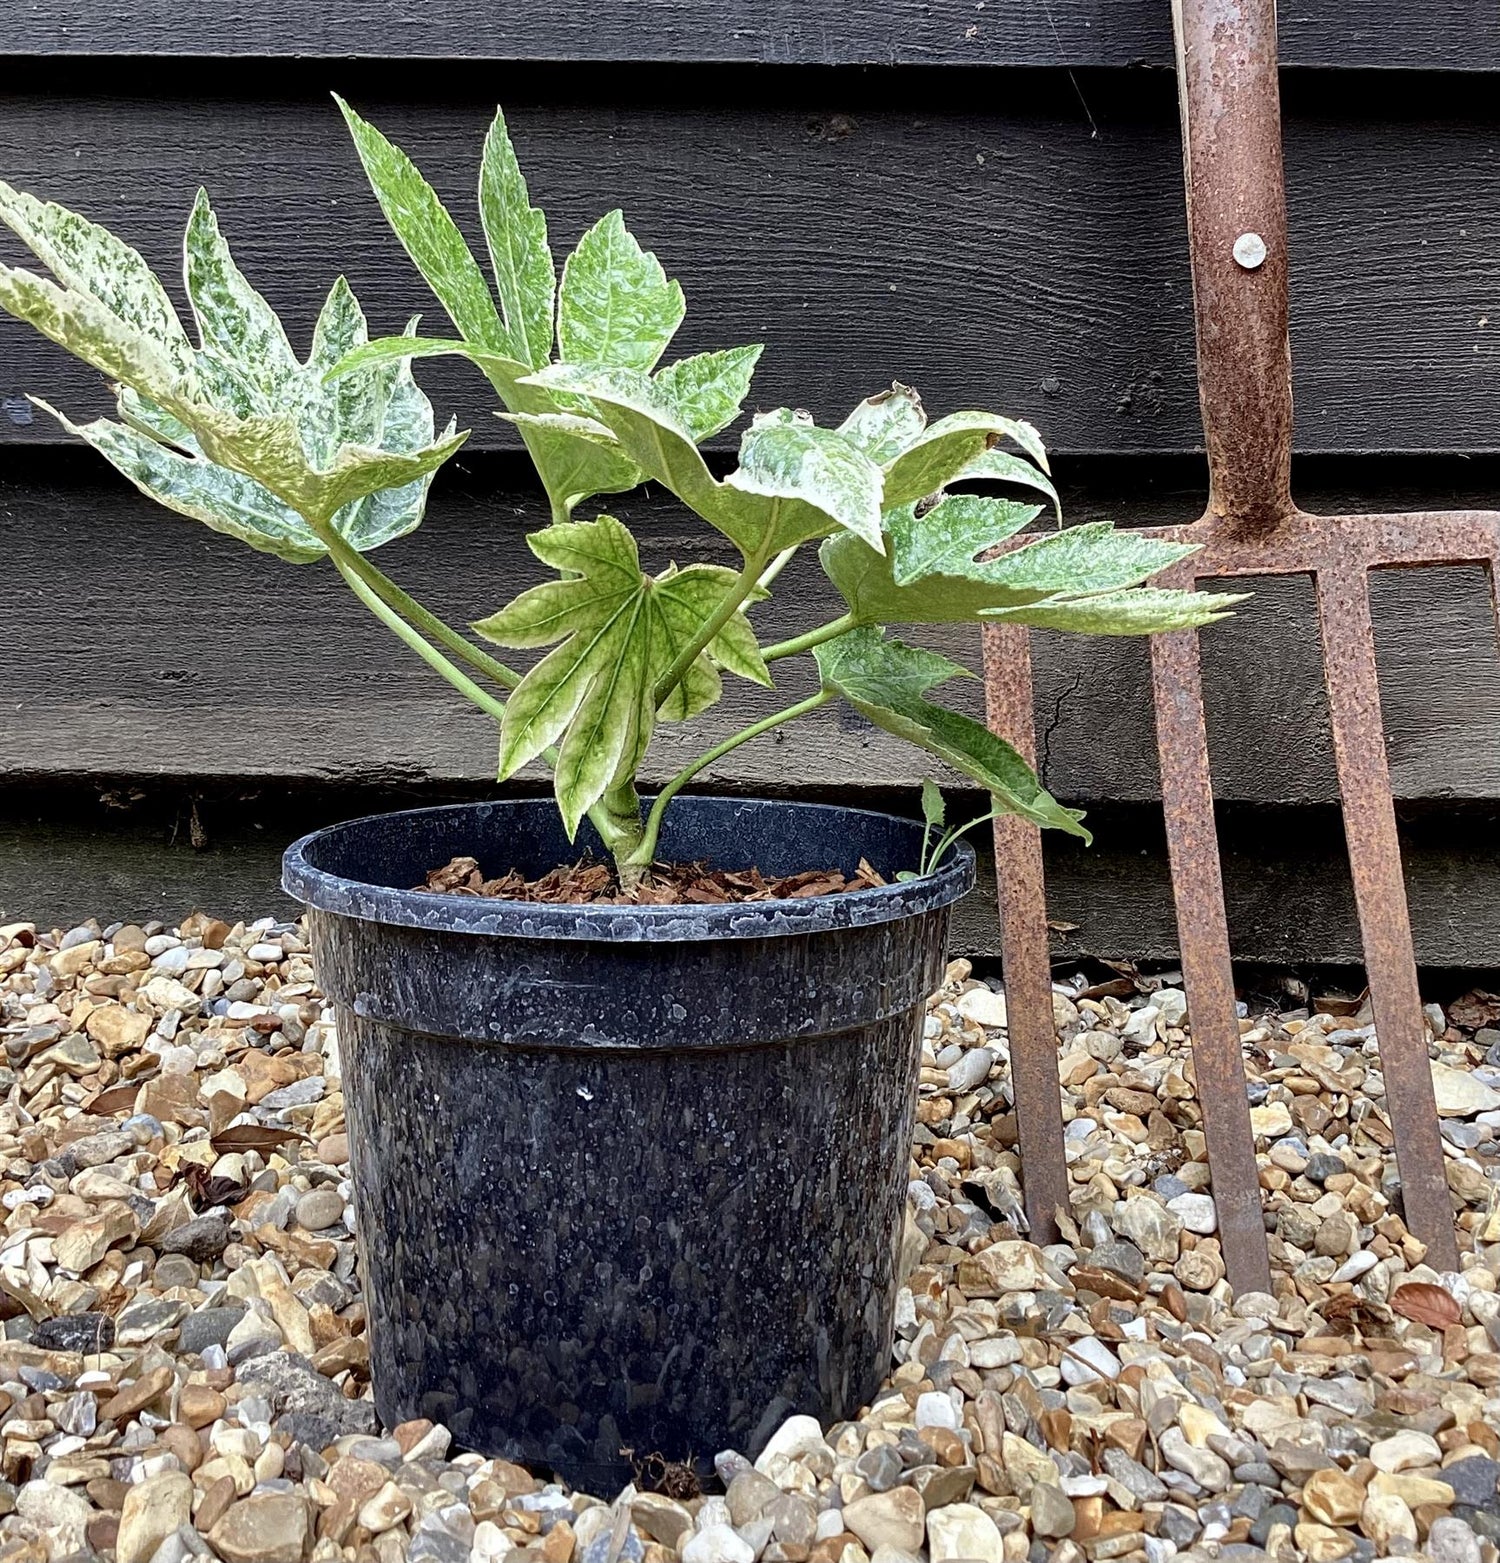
0,102,1237,1486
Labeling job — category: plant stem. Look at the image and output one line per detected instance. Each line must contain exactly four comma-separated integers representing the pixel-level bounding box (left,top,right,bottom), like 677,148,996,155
331,556,511,725
624,688,835,867
312,524,522,692
652,550,769,707
757,544,798,591
761,613,856,664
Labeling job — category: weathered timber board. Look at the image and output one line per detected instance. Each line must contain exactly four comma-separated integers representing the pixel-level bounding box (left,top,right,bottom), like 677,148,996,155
5,454,1499,805
2,785,1494,969
3,83,1500,454
6,2,1497,70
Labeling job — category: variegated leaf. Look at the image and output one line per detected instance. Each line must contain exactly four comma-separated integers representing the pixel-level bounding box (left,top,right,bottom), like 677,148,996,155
558,210,685,372
882,410,1050,508
814,628,1089,839
653,344,763,442
0,179,195,377
184,191,299,409
478,107,555,370
337,96,509,353
982,586,1244,634
836,382,927,463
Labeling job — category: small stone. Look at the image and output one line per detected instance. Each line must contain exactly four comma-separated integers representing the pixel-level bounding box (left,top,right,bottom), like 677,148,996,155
681,1525,756,1563
843,1489,926,1553
1059,1335,1120,1386
631,1494,695,1549
1114,1198,1182,1263
294,1189,343,1231
1249,1102,1294,1138
1369,1429,1442,1473
727,1470,780,1526
117,1471,193,1563
178,1306,245,1355
160,1213,233,1262
180,1384,227,1429
1431,1062,1500,1116
1428,1516,1483,1563
1159,1428,1230,1492
31,1311,115,1353
209,1494,311,1563
1100,1450,1167,1503
1314,1211,1357,1258
1029,1483,1075,1539
17,1481,92,1558
926,1502,1003,1563
1089,1240,1145,1286
754,1414,832,1473
100,1364,175,1422
945,1048,994,1094
1359,1491,1417,1553
956,988,1007,1029
357,1481,412,1533
1443,1455,1500,1508
1302,1468,1366,1527
854,1446,905,1494
1166,1193,1218,1234
915,1391,961,1430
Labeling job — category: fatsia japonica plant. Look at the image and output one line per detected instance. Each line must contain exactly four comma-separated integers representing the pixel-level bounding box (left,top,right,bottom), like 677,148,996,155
0,100,1242,890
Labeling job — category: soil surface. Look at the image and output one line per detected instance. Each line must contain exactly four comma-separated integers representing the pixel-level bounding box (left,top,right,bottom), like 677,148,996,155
414,854,890,905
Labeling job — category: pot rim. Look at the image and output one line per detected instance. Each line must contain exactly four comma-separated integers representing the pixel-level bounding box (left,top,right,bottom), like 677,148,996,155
282,796,974,943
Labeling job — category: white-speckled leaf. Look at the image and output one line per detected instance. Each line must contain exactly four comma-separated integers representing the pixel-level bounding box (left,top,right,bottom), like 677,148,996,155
836,383,927,463
982,586,1244,634
883,411,1050,508
954,447,1061,518
478,107,555,370
0,180,195,377
814,628,1089,840
725,408,886,553
653,344,763,442
558,210,685,373
0,263,188,410
653,564,771,721
890,494,1042,586
184,191,299,410
337,96,508,353
36,401,324,561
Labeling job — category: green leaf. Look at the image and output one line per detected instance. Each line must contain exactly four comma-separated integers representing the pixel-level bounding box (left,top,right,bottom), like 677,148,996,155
882,411,1050,508
836,382,927,463
0,263,189,412
325,334,531,398
34,400,327,562
0,179,195,378
472,516,766,835
971,521,1197,597
184,190,300,410
954,446,1061,519
521,364,724,519
725,409,886,553
814,628,1089,840
983,586,1245,635
653,564,772,721
889,494,1042,586
336,96,508,354
477,106,555,370
527,365,887,559
921,778,945,831
558,210,685,373
654,344,763,442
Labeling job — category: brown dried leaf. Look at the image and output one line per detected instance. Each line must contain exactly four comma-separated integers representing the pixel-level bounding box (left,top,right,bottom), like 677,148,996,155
211,1124,307,1154
1391,1282,1460,1329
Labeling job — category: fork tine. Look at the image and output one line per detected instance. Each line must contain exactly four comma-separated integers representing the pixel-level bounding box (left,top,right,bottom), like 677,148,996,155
1151,624,1273,1296
982,621,1069,1245
1316,564,1459,1271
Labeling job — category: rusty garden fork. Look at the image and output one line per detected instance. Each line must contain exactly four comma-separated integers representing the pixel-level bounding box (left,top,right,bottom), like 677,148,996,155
983,0,1471,1289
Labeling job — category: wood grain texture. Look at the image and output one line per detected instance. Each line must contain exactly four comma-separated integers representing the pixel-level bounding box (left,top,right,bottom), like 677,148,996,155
5,453,1499,805
5,2,1497,70
2,787,1495,969
3,83,1500,455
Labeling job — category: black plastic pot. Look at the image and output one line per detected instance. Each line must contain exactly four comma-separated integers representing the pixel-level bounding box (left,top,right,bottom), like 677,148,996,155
283,796,973,1490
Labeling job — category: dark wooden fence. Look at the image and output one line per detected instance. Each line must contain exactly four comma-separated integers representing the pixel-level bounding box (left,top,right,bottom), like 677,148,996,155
3,6,1499,963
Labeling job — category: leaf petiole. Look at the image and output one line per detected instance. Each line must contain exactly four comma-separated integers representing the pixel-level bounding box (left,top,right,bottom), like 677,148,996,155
762,612,856,664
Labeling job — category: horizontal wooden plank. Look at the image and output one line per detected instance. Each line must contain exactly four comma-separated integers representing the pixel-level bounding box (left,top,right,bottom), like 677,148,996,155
5,452,1500,806
6,3,1498,71
3,82,1500,456
2,785,1495,969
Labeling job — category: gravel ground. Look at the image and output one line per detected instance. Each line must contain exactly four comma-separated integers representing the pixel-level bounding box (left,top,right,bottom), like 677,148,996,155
0,914,1497,1563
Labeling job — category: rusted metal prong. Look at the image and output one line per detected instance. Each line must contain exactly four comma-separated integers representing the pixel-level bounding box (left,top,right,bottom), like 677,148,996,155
1316,565,1460,1271
1150,619,1273,1296
981,621,1069,1245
